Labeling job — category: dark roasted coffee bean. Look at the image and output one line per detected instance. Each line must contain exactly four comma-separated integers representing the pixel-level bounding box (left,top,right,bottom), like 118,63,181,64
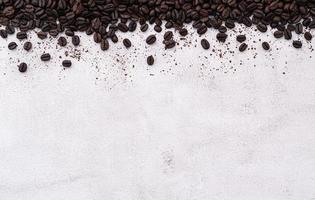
239,43,248,52
72,35,80,46
292,41,302,49
118,23,129,32
62,60,72,67
128,21,137,32
287,24,296,32
216,33,227,42
164,31,173,41
218,26,227,33
140,24,148,32
37,31,47,40
123,38,131,48
6,25,15,35
257,23,267,33
65,30,74,37
147,55,154,66
164,39,176,49
111,34,118,43
273,31,284,38
18,62,27,73
101,39,109,51
284,29,292,40
23,42,32,51
165,21,173,29
58,36,67,47
8,42,18,50
0,30,8,39
236,35,246,43
304,32,312,41
179,28,188,36
41,53,51,61
93,33,102,43
201,39,210,50
295,23,303,34
146,35,156,45
16,32,27,40
197,25,207,35
154,25,162,33
262,42,270,50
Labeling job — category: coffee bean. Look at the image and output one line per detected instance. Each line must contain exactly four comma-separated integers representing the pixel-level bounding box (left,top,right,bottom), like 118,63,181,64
164,31,173,41
128,21,137,32
304,32,312,41
37,31,47,40
8,42,18,50
62,60,72,67
239,43,248,52
18,62,27,73
284,29,292,40
201,39,210,50
147,55,154,65
41,53,51,61
273,31,284,38
292,40,302,49
140,24,148,32
72,35,80,46
16,32,27,40
123,38,131,48
154,25,162,33
179,28,188,36
295,23,303,34
197,25,207,35
65,30,74,37
236,35,246,43
165,21,173,29
23,42,32,51
257,23,267,33
164,39,176,49
217,33,227,42
101,39,109,51
0,30,8,39
58,36,67,47
146,35,156,45
262,42,270,50
218,26,227,33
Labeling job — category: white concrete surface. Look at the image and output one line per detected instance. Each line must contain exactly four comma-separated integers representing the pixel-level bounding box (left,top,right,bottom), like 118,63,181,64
0,25,315,200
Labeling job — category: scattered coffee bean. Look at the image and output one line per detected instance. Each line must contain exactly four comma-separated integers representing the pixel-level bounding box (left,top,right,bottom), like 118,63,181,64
239,43,248,52
295,23,303,34
146,35,156,45
179,28,188,36
18,62,27,73
57,36,67,47
164,31,173,41
37,31,47,40
304,32,312,41
8,42,17,50
65,30,74,37
154,25,162,33
72,35,80,46
284,29,292,40
201,39,210,50
16,32,27,40
236,35,246,43
99,39,108,51
147,55,154,65
140,24,148,32
23,42,32,51
123,38,131,48
274,31,284,38
262,42,270,50
41,53,51,61
0,30,8,38
164,39,176,49
62,60,72,68
217,33,227,42
292,40,302,49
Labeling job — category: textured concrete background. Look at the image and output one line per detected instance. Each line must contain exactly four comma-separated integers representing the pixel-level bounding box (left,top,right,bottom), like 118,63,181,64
0,25,315,200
